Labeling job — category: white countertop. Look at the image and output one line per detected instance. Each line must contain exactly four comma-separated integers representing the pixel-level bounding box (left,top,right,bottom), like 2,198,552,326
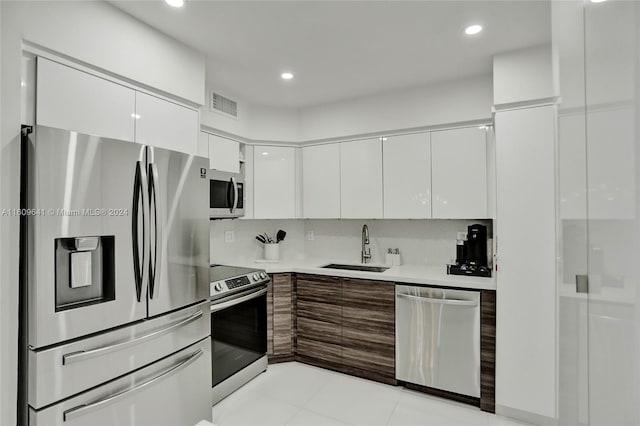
223,258,496,291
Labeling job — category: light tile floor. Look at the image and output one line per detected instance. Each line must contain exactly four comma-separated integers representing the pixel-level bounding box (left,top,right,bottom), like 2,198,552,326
211,362,530,426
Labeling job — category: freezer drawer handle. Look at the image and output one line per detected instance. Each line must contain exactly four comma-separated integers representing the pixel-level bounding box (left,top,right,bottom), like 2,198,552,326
63,348,204,422
396,293,478,307
62,310,203,365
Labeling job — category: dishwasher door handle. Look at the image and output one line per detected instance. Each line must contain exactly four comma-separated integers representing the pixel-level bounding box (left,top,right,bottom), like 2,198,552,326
396,293,478,307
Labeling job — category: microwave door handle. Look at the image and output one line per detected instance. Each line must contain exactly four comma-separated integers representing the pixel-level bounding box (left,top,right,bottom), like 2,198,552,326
231,177,238,213
226,178,233,213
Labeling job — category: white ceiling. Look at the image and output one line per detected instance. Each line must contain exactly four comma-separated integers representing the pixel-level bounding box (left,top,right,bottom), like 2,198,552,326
111,0,551,108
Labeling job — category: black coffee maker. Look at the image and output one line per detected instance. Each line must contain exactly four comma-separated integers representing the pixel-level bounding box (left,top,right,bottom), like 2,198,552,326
448,224,491,277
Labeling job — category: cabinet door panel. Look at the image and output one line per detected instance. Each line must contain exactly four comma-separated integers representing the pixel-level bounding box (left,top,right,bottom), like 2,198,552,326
297,300,342,325
297,316,342,345
296,276,341,304
253,146,296,218
302,144,341,218
273,274,293,355
296,337,342,365
432,127,488,218
383,133,431,218
209,134,240,173
36,57,135,142
135,92,198,155
340,139,383,218
342,345,395,376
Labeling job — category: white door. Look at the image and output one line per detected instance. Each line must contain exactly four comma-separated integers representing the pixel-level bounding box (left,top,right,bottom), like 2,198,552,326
383,133,431,219
302,144,341,218
253,146,296,219
340,139,383,219
209,134,240,173
36,57,135,141
135,92,199,155
495,106,557,419
431,127,487,219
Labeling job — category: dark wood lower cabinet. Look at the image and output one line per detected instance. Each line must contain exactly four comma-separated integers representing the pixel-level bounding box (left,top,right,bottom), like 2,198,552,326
267,273,294,363
341,278,396,384
267,272,495,412
293,274,396,385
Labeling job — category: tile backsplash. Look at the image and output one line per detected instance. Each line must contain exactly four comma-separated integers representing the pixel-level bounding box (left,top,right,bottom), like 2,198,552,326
211,218,492,267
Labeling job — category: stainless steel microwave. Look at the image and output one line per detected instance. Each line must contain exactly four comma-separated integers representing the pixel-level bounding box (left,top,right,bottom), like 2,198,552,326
210,170,244,218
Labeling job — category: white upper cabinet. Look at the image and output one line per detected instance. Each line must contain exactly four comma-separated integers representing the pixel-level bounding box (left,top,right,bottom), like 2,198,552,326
340,139,383,219
431,127,488,219
586,108,635,219
383,133,432,219
302,144,341,218
253,146,296,219
208,134,240,173
134,92,199,155
36,57,135,142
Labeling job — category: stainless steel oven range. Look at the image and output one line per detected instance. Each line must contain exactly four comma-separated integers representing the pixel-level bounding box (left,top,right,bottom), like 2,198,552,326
209,265,269,405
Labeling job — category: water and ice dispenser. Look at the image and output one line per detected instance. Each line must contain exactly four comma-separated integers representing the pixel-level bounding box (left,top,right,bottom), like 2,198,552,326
55,236,115,311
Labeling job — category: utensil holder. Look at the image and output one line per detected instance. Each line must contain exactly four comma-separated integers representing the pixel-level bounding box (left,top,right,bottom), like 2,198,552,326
264,243,280,261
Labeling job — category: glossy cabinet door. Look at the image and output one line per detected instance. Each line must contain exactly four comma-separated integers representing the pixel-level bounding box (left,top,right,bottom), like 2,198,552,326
431,127,488,219
302,144,341,218
340,139,383,218
253,146,296,218
383,133,431,218
209,134,240,173
495,106,557,419
135,92,199,155
36,57,135,142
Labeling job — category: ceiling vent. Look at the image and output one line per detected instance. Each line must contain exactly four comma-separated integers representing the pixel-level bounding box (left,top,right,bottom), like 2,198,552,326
210,92,238,118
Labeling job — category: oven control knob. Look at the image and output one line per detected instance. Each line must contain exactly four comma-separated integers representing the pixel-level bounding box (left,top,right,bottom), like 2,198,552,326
260,272,267,279
252,273,259,281
214,282,223,292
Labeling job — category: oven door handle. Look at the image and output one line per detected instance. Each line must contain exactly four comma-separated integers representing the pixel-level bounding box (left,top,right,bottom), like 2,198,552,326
211,287,268,312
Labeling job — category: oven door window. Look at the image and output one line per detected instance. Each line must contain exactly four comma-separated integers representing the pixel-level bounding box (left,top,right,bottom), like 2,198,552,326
210,179,231,209
211,292,267,387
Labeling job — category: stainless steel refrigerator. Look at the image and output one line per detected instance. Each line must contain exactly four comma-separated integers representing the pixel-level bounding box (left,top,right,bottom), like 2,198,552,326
20,125,212,425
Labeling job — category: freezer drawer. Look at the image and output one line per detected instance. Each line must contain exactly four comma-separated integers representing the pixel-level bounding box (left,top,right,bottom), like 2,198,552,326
29,337,212,426
29,303,209,409
395,285,480,397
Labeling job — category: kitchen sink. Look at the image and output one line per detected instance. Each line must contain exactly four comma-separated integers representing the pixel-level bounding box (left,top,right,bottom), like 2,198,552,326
321,263,390,273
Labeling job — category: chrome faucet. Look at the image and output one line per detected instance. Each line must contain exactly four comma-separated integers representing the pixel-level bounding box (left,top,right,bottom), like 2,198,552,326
361,224,371,263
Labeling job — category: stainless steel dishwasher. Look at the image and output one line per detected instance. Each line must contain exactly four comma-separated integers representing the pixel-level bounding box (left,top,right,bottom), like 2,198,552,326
396,284,480,397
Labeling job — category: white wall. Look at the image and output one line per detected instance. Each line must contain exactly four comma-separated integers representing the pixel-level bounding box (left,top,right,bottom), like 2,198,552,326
210,220,306,265
200,82,300,142
5,1,205,104
210,219,492,267
297,74,493,141
493,44,558,106
0,2,206,424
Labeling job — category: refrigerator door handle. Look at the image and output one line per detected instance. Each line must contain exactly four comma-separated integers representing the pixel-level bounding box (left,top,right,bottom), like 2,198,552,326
132,160,150,302
61,310,203,365
148,162,161,299
62,348,204,422
231,176,238,214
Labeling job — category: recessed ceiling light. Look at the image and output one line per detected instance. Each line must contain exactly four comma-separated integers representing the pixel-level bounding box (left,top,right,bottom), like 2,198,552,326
590,0,607,3
165,0,184,8
465,24,483,35
262,152,269,156
281,72,294,80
